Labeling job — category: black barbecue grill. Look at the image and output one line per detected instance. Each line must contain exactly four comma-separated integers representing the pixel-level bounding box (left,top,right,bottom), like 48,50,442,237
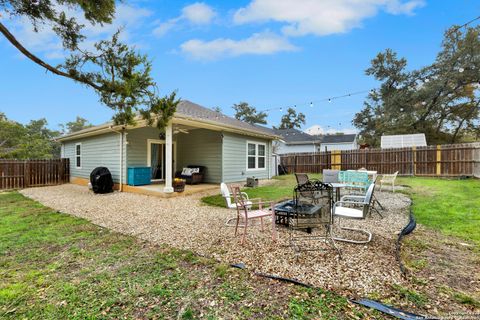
90,167,114,194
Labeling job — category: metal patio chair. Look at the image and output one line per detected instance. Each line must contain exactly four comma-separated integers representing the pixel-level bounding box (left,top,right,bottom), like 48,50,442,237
332,183,375,244
289,181,340,257
220,183,252,226
380,171,399,192
232,187,276,245
294,173,322,204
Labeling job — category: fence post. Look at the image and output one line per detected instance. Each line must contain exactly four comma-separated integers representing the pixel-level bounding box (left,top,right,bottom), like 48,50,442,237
331,151,341,170
412,146,417,176
23,161,29,188
436,145,442,176
59,159,64,183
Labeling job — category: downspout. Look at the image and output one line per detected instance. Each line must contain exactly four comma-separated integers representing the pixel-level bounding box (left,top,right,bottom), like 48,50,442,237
108,125,125,192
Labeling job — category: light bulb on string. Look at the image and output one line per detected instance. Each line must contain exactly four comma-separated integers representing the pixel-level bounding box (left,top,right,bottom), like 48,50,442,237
310,102,313,108
459,67,465,73
421,101,427,106
328,98,332,103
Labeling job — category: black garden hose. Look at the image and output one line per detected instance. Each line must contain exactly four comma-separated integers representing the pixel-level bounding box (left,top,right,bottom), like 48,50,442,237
396,201,418,276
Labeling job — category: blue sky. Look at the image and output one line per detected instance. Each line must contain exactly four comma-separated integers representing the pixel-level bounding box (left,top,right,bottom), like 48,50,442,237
0,0,478,133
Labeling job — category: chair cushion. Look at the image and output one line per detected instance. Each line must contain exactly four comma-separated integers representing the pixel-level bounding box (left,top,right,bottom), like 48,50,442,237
181,168,193,176
334,206,363,218
190,167,200,174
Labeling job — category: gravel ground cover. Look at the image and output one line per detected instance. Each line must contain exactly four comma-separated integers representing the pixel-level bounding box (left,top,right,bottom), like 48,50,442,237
21,184,410,298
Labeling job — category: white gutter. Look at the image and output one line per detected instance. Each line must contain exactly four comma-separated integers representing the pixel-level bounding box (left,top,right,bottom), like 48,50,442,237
108,125,125,192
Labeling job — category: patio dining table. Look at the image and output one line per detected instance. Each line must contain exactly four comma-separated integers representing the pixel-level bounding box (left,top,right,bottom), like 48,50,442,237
329,183,347,202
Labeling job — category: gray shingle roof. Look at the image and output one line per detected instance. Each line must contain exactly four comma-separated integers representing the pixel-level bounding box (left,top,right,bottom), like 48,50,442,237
318,134,357,143
273,128,318,144
57,100,279,141
176,100,277,137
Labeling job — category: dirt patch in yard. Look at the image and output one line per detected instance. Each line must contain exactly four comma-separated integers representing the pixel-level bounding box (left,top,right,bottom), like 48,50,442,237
399,227,480,314
20,184,478,317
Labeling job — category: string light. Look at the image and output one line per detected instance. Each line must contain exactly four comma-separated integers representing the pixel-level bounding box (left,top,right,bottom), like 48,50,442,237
260,89,372,113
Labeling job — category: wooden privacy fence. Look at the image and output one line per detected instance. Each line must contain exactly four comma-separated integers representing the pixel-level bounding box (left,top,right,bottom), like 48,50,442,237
280,143,480,177
0,159,70,190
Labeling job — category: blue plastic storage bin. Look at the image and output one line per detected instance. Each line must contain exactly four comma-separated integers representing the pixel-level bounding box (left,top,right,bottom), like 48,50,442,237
127,167,151,186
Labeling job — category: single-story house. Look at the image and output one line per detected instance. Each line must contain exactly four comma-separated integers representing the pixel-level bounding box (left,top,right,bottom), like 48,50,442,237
273,129,359,154
318,134,358,151
273,128,319,154
57,100,280,193
381,133,427,149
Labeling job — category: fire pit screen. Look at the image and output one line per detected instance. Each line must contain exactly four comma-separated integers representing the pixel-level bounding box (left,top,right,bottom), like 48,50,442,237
275,181,340,256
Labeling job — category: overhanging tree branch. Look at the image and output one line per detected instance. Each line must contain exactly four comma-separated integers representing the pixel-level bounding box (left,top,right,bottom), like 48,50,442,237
0,21,103,91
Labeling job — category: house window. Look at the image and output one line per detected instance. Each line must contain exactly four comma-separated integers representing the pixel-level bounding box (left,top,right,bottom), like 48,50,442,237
75,143,82,168
247,142,266,170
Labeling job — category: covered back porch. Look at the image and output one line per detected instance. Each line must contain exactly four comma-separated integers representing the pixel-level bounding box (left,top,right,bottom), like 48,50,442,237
124,121,223,195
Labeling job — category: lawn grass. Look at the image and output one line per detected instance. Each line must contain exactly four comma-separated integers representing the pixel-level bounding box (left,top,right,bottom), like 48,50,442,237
397,176,480,247
201,174,322,207
0,191,383,319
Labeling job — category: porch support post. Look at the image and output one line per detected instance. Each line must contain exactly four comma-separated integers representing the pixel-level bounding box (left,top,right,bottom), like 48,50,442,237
163,122,174,193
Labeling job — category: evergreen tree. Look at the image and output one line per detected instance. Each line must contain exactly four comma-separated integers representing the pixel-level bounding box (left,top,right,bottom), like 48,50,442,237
276,108,306,129
233,102,268,125
0,1,178,129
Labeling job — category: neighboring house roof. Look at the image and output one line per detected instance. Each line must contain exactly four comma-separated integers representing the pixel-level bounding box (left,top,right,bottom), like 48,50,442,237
381,133,427,148
319,134,357,144
57,100,279,142
273,128,319,145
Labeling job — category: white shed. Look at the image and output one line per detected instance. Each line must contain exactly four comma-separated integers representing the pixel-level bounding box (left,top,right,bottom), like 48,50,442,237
381,134,427,149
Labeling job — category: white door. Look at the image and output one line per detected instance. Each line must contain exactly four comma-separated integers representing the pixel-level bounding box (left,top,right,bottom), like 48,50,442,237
147,139,175,181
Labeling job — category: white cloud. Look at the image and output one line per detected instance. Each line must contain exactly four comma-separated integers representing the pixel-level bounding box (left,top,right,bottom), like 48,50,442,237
305,125,357,135
2,3,152,60
153,2,216,37
180,31,298,60
234,0,425,37
182,2,216,25
152,18,180,37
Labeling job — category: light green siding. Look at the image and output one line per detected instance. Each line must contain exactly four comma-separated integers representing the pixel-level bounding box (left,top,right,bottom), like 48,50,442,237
222,132,271,183
176,129,222,183
126,127,166,167
63,126,273,185
62,132,125,183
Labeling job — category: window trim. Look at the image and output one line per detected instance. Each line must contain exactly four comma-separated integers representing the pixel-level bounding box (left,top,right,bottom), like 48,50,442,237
246,141,267,171
75,143,82,169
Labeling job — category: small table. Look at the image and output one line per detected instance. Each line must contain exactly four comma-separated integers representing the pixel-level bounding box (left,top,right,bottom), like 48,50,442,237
329,183,346,202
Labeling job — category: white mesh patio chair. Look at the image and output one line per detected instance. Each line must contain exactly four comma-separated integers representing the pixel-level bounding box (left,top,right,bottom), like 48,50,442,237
380,171,399,192
220,183,252,226
332,183,375,244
